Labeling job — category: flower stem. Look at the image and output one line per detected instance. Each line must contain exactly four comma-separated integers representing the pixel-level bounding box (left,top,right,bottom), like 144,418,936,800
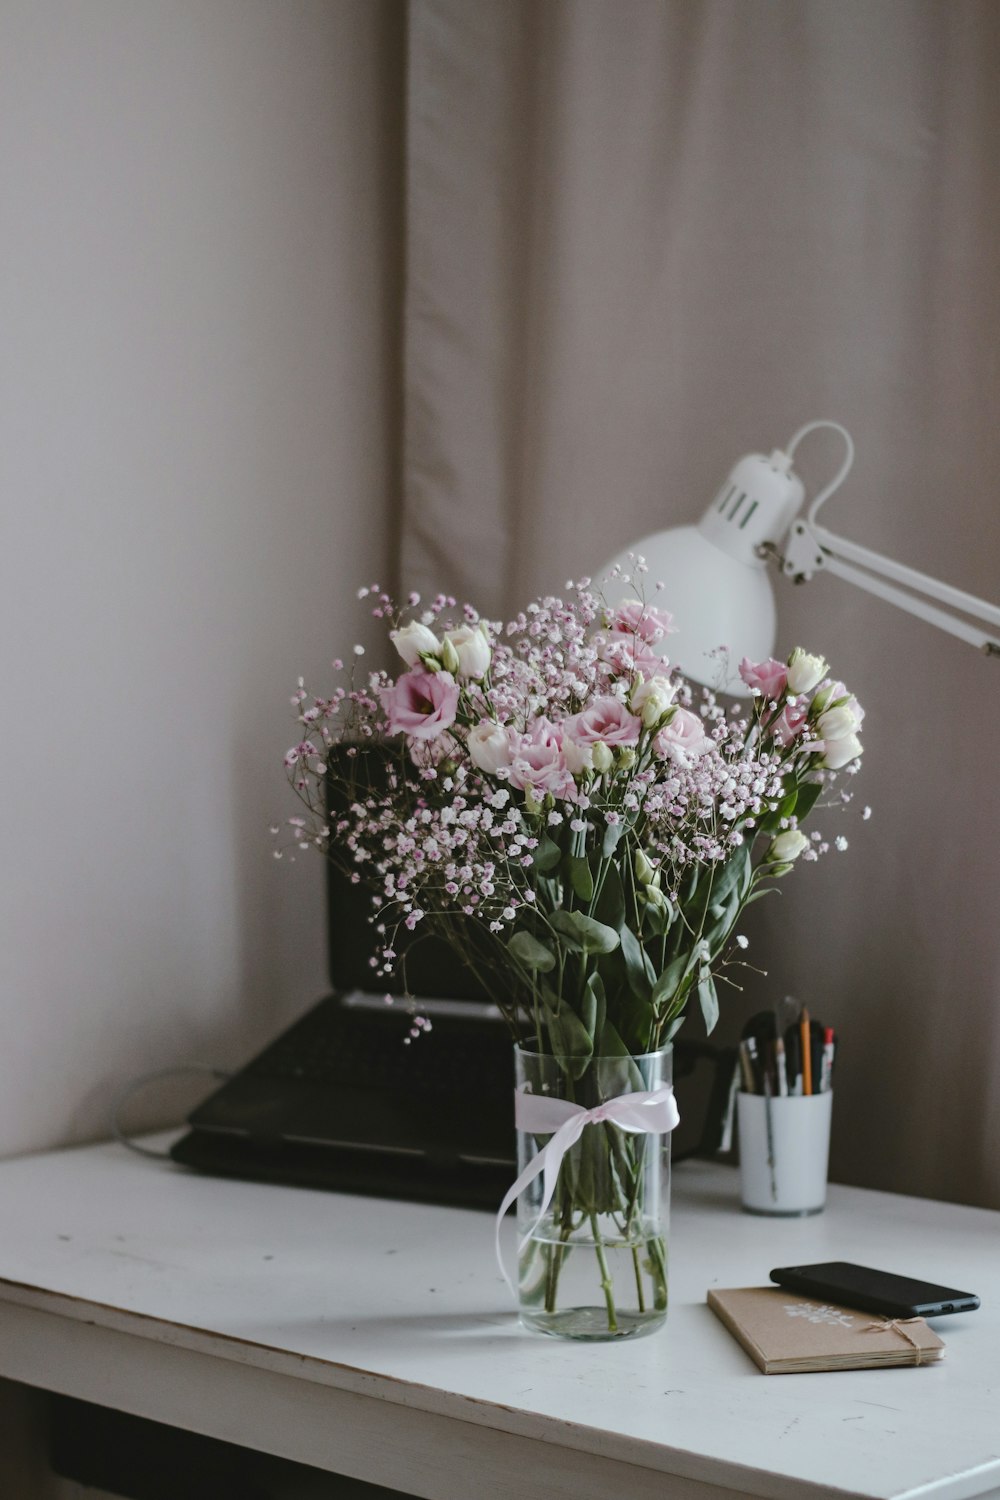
589,1212,618,1333
631,1246,647,1312
544,1192,574,1313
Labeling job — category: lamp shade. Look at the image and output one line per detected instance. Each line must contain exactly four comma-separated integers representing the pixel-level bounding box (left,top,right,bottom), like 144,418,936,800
601,451,804,694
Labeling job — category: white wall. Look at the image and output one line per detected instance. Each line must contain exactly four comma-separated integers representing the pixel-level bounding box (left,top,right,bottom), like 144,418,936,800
0,0,402,1159
1,1,402,1492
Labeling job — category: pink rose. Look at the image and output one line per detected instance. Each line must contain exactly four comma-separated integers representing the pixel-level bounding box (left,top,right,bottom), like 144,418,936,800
563,696,642,748
595,632,663,677
771,700,809,748
739,656,788,700
596,600,675,678
379,668,460,741
608,599,675,644
654,708,713,766
509,718,575,798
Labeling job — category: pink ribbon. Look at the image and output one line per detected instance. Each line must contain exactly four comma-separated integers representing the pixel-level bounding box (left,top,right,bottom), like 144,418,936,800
495,1084,680,1292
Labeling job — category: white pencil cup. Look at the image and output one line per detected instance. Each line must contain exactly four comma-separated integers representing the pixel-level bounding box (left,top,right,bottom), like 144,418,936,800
737,1092,833,1216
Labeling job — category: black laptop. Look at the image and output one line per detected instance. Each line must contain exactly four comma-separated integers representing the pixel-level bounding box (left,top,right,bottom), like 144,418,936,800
170,842,517,1207
171,758,734,1207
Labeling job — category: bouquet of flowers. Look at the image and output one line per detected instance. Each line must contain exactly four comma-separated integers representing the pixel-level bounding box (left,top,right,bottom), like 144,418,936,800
282,572,864,1337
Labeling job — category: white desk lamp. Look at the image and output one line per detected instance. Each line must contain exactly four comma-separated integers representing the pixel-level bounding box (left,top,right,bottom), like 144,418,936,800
602,420,1000,693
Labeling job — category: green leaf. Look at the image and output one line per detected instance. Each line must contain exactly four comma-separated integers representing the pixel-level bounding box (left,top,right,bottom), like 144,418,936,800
745,884,779,905
506,930,555,973
567,853,594,903
651,954,689,1010
550,909,621,955
697,972,719,1034
704,843,752,910
531,836,562,873
701,884,743,958
620,925,654,1003
662,1014,686,1044
566,1117,616,1209
543,1005,595,1078
602,819,626,857
640,897,670,940
794,779,823,822
594,1021,645,1096
581,970,606,1043
593,861,625,932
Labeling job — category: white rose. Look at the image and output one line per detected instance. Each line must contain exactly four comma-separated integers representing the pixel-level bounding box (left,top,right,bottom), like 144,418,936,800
630,675,677,729
817,700,863,742
443,623,492,680
821,733,863,770
786,649,828,695
563,736,594,775
768,828,810,863
591,741,614,774
466,719,513,774
390,620,440,667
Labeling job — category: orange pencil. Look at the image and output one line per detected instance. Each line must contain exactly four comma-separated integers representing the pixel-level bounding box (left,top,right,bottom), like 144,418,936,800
800,1007,813,1096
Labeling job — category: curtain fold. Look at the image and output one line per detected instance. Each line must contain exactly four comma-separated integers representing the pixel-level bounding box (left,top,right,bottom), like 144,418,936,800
400,0,1000,1208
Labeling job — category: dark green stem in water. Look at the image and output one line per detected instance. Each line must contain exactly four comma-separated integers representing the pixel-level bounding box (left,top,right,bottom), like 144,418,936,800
589,1212,619,1333
631,1247,647,1312
544,1191,575,1314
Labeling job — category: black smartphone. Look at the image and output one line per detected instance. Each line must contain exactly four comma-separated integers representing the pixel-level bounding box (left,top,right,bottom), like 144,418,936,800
769,1261,980,1318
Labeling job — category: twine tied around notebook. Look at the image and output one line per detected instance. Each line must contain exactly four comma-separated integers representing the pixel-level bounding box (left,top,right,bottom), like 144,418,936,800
862,1316,926,1364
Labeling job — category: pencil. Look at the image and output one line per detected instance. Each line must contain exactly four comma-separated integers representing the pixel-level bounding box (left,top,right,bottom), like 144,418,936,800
800,1007,813,1096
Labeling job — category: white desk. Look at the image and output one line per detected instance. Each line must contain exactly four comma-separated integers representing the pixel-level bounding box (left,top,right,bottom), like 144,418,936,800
0,1138,997,1500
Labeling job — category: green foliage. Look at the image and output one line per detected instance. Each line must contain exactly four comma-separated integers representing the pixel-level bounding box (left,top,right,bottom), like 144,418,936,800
538,983,594,1078
697,971,719,1033
507,930,555,973
592,861,625,932
566,853,594,902
549,909,620,955
530,836,562,873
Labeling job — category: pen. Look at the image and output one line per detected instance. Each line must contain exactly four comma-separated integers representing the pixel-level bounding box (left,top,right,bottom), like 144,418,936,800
774,1035,789,1097
738,1039,756,1093
719,1056,741,1152
820,1027,836,1092
763,1066,777,1201
800,1007,813,1096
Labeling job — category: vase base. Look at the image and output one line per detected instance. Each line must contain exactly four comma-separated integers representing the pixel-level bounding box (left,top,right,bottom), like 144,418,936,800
519,1306,667,1341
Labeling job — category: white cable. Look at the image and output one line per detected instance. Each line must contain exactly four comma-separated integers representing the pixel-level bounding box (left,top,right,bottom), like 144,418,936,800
785,420,855,523
110,1064,231,1160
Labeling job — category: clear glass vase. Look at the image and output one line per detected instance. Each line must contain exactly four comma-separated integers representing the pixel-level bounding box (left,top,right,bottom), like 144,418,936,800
513,1043,672,1341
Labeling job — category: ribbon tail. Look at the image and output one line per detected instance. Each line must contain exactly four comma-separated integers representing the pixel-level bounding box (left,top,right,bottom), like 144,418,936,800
494,1114,587,1297
494,1150,548,1296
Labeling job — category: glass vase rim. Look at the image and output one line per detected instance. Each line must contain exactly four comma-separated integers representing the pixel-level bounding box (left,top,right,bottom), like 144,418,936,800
513,1039,673,1063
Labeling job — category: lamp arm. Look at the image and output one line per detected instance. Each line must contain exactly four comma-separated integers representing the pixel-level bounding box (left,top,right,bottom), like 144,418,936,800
782,517,1000,655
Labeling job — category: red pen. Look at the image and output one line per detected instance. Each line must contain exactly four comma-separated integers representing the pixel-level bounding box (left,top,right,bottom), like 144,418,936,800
819,1026,836,1092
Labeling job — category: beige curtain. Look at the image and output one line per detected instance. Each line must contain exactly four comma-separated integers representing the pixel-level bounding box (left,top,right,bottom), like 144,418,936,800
400,0,1000,1208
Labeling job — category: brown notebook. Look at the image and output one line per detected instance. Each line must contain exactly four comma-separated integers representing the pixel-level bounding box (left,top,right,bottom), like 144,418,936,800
708,1286,945,1374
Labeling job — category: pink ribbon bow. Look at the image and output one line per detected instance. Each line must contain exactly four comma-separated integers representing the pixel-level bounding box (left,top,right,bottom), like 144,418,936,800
495,1085,680,1293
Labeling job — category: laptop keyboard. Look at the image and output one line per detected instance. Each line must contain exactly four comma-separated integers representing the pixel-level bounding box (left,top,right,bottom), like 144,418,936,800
246,1005,513,1097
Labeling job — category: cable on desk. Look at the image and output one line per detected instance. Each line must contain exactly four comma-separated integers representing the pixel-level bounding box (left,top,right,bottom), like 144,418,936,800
110,1065,232,1159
